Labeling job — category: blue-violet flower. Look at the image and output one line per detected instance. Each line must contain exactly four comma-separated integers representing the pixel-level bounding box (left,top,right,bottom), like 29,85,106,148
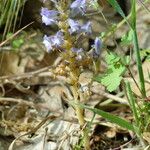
71,47,83,54
70,0,86,16
71,48,84,60
41,7,58,26
68,19,81,34
80,21,92,34
93,37,102,57
43,35,53,52
43,31,64,52
68,19,92,34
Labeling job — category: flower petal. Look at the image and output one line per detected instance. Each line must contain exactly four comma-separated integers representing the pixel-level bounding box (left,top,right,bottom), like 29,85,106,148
68,19,81,34
40,7,58,25
70,0,86,16
80,22,92,34
71,48,83,53
52,31,64,46
94,37,102,56
43,35,53,52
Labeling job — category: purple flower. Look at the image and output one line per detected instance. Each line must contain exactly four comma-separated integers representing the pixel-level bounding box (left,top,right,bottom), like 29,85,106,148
80,21,92,34
40,7,58,25
93,37,102,57
71,48,84,60
68,19,81,34
71,47,83,54
68,19,92,34
70,0,86,16
43,35,53,51
43,31,64,52
51,31,64,46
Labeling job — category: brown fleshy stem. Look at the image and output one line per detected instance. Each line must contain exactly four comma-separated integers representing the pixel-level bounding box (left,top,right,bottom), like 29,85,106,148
58,2,91,149
71,84,90,150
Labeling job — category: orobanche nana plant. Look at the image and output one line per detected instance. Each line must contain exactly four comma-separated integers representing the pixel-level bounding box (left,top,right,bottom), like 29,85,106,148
40,0,102,149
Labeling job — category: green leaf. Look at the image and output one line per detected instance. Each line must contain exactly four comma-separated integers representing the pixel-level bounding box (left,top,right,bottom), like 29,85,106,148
121,55,130,65
125,82,140,128
105,52,120,65
95,52,126,92
12,39,24,48
6,32,13,39
121,30,133,46
140,49,150,60
107,0,130,27
107,0,126,18
82,105,135,132
100,71,123,92
148,70,150,80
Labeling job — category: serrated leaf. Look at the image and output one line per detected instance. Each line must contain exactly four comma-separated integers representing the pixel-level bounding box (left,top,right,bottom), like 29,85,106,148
121,30,133,46
140,49,150,60
121,55,130,65
95,52,127,92
105,52,120,65
101,72,122,92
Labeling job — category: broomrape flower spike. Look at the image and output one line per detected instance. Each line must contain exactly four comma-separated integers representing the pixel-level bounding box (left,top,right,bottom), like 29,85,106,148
41,7,58,26
70,0,86,16
41,1,99,149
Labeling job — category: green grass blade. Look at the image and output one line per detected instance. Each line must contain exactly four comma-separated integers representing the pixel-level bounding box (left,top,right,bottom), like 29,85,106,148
125,82,140,129
0,0,26,39
131,0,146,97
107,0,131,27
107,0,126,18
82,105,135,132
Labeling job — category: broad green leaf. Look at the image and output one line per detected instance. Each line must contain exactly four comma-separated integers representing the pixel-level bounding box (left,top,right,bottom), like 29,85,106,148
100,72,122,92
82,105,135,132
105,52,120,65
12,39,24,48
95,52,126,92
